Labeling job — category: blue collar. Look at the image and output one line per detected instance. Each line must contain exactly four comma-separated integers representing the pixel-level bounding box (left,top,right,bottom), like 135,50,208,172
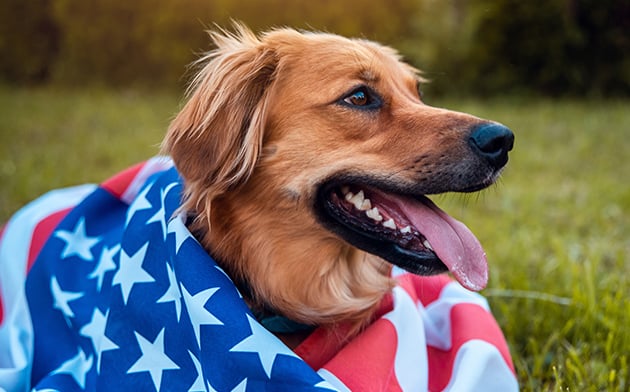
255,311,315,334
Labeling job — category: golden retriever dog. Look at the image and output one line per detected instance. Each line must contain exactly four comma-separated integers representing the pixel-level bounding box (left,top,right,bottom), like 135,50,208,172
162,24,514,347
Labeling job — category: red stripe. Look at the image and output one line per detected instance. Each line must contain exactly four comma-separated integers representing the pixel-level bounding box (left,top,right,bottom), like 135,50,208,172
323,318,402,391
296,292,397,370
2,210,71,324
26,208,72,273
2,208,71,324
295,274,450,372
405,274,451,307
101,161,145,198
294,323,353,371
427,303,515,391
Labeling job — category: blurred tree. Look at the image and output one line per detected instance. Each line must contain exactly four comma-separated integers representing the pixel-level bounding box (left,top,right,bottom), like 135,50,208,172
397,0,481,97
571,0,630,96
0,0,59,83
1,0,628,96
462,0,630,96
50,0,213,87
46,0,424,87
204,0,421,46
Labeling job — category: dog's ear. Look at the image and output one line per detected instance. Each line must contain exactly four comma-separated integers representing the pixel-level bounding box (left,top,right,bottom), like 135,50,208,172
162,25,277,215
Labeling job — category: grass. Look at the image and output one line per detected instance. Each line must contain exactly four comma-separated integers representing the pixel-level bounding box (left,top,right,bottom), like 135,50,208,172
435,97,630,391
1,87,628,391
0,86,180,219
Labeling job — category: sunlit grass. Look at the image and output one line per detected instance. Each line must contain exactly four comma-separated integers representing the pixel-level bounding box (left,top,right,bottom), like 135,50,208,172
1,88,628,391
434,97,630,391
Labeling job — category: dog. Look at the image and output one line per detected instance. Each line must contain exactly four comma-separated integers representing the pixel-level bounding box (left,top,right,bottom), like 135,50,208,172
162,25,514,339
0,24,517,391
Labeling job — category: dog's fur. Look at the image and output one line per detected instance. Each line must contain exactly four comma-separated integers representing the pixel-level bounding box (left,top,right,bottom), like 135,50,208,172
162,25,509,344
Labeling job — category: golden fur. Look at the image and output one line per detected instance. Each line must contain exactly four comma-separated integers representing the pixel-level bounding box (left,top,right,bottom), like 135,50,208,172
162,25,495,334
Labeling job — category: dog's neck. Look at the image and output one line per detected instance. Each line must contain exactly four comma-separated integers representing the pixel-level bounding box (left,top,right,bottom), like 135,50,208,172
188,221,327,348
235,278,317,348
186,192,395,334
234,276,316,331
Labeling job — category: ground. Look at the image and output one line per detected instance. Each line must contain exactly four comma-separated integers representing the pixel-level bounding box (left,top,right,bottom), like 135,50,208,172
1,87,628,391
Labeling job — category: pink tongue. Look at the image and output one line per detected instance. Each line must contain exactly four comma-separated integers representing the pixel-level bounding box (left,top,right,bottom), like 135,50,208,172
393,195,488,291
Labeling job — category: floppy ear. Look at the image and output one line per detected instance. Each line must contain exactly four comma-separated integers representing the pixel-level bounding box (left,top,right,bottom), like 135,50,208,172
162,25,277,216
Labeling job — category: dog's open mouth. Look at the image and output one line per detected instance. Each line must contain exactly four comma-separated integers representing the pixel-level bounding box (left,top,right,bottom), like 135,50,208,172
317,183,488,291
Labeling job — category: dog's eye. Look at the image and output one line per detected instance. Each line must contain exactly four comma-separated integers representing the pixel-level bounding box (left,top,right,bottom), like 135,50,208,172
341,87,381,109
345,90,369,106
416,81,424,101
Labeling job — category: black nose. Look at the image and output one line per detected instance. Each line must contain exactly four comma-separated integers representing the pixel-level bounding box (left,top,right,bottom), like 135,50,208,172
469,123,514,169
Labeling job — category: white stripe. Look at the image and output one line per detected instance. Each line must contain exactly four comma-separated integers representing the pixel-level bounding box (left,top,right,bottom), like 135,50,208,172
0,184,95,392
420,281,491,350
384,286,429,392
120,157,173,205
441,281,490,312
443,340,518,392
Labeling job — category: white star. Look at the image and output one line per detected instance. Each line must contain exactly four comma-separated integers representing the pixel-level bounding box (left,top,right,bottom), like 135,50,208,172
157,263,182,321
97,336,119,374
180,284,223,348
127,328,180,391
167,213,191,253
51,275,83,319
187,351,206,392
147,183,177,240
52,348,93,389
231,378,247,392
125,183,153,225
112,243,155,305
79,308,119,372
89,244,119,291
54,217,101,261
229,314,299,378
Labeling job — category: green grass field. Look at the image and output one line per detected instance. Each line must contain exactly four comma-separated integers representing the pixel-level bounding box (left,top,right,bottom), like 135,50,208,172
1,87,628,391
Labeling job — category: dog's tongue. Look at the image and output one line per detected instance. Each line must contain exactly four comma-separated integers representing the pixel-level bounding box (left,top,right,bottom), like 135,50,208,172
393,196,488,291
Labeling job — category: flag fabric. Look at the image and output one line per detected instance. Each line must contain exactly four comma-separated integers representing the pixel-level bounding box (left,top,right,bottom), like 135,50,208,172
0,157,518,391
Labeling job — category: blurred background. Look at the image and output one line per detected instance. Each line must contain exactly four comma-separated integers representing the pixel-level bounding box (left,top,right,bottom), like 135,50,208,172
1,1,629,391
1,0,628,96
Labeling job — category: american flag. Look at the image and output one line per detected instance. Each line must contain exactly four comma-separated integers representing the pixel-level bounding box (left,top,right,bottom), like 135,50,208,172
0,157,518,391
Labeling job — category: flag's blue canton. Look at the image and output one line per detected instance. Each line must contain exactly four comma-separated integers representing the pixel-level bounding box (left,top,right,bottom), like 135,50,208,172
25,167,333,392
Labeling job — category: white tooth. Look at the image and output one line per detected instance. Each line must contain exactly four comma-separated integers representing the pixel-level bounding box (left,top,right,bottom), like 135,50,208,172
383,218,396,230
359,198,372,211
344,191,354,201
423,240,433,250
366,207,383,222
400,226,412,234
349,190,365,210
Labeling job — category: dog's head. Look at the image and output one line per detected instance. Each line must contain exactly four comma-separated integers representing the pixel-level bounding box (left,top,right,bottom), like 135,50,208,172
162,25,514,325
